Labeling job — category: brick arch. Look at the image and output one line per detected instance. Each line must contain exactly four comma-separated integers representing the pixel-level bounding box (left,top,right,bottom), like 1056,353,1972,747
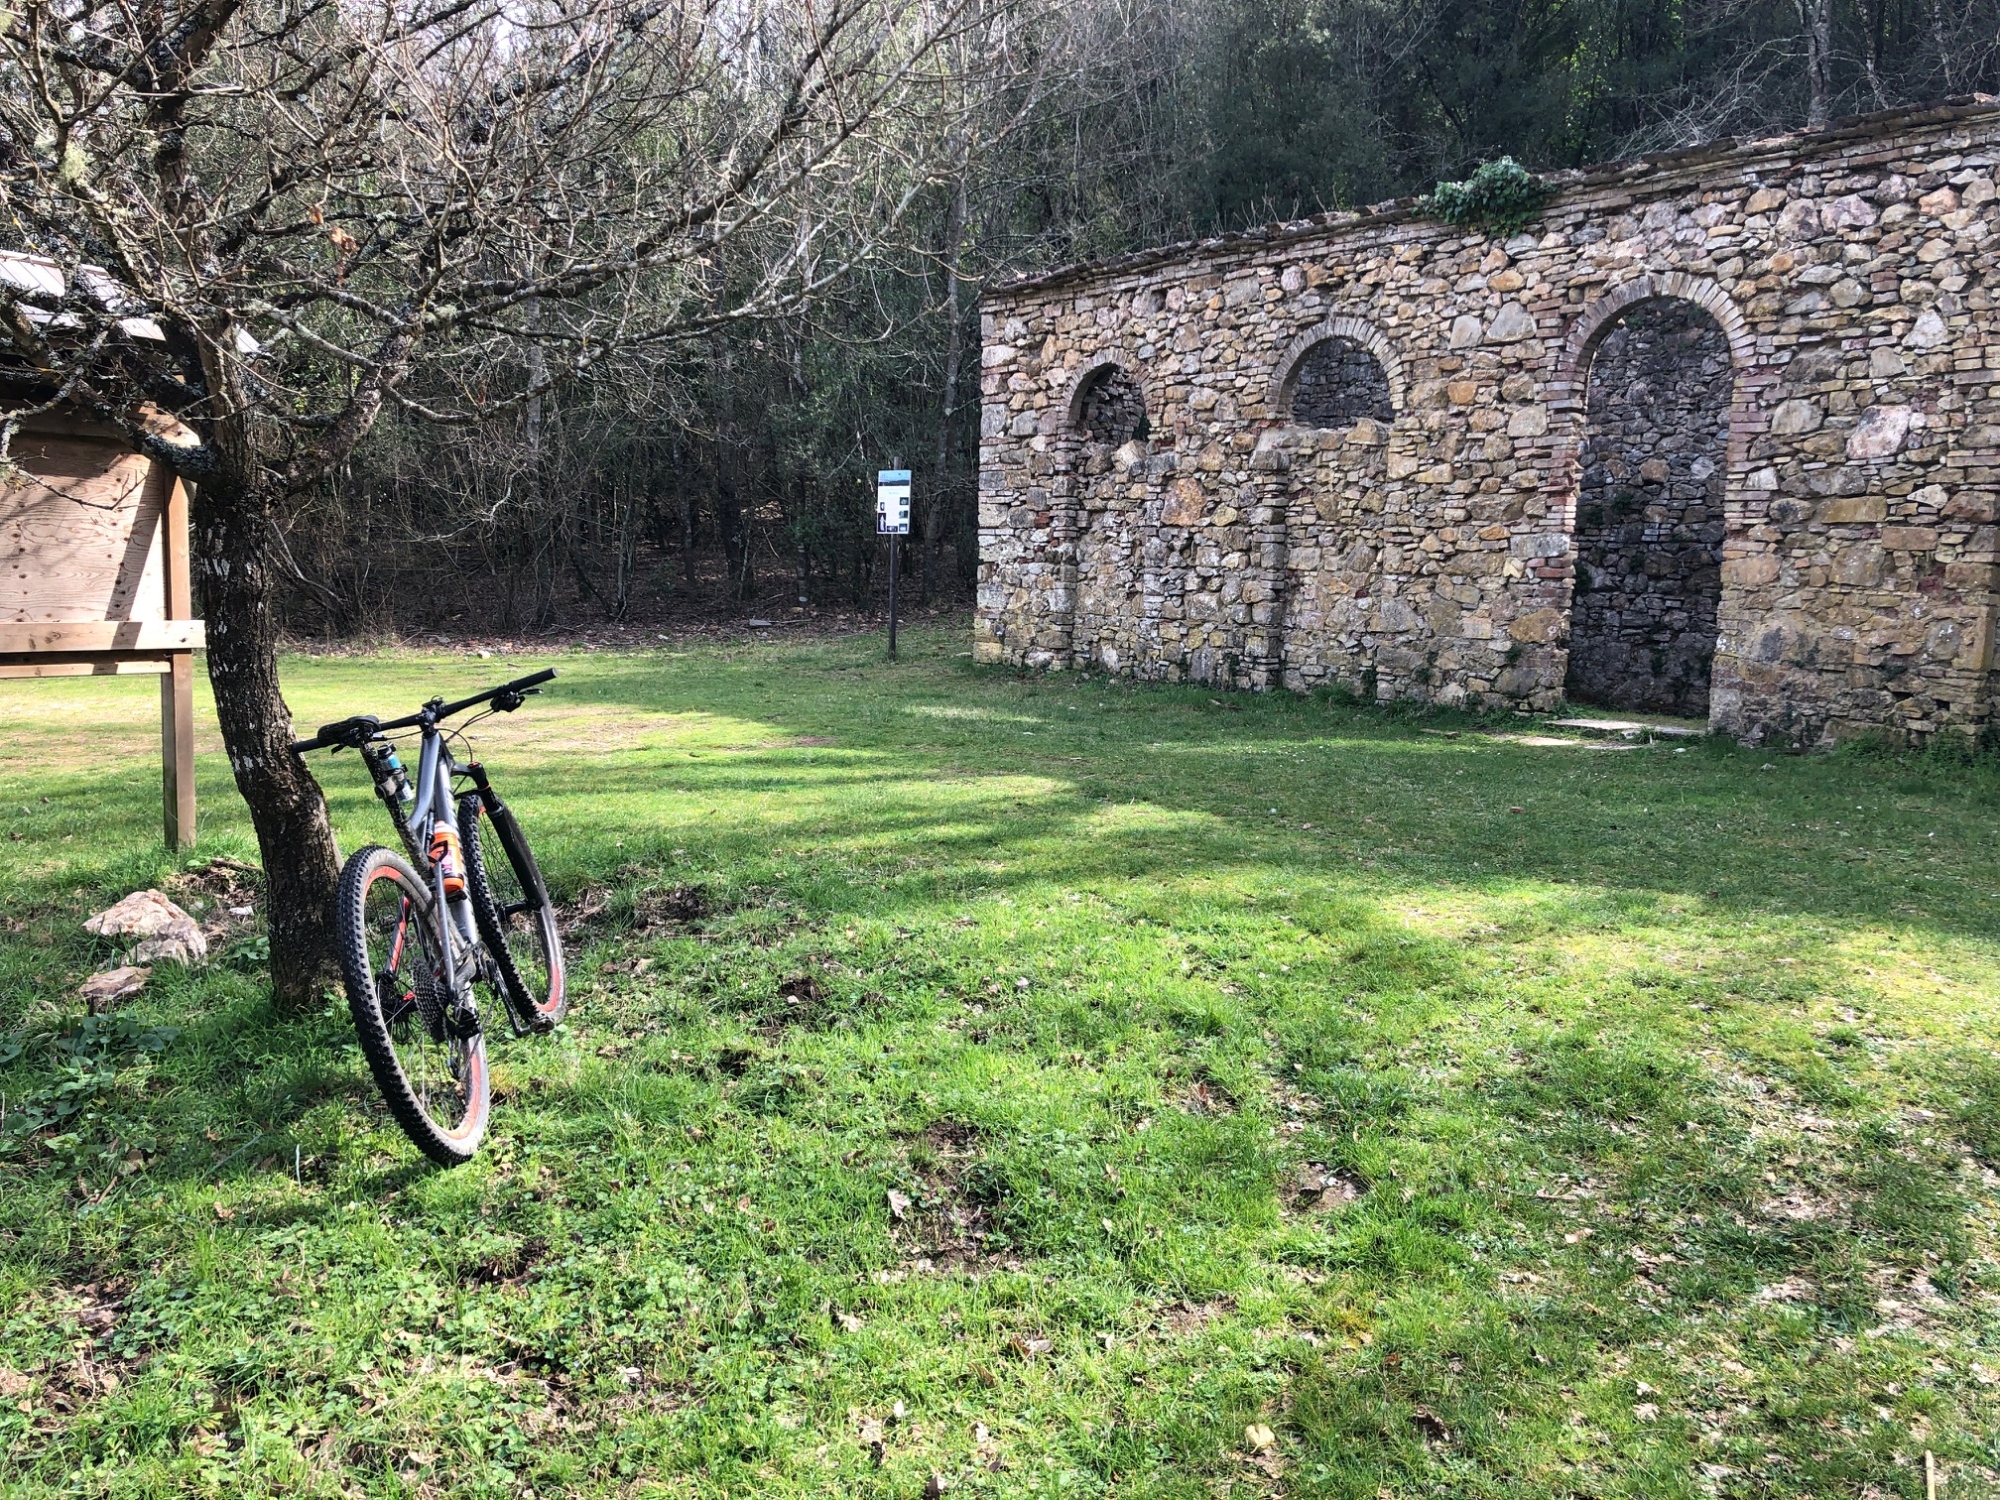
1552,272,1759,467
1267,316,1406,419
1063,357,1149,434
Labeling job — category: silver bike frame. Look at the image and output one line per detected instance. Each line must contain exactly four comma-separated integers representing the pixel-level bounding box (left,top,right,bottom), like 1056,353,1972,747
409,725,479,996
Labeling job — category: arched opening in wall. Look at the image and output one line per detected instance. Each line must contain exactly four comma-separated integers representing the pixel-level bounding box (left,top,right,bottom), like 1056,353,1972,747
1075,364,1149,445
1566,298,1732,718
1287,337,1394,427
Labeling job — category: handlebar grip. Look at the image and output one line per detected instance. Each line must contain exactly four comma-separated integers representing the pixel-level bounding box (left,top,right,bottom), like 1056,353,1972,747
509,667,557,692
293,714,380,754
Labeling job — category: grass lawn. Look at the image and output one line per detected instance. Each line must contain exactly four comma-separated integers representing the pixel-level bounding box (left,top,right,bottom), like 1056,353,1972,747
2,623,1999,1499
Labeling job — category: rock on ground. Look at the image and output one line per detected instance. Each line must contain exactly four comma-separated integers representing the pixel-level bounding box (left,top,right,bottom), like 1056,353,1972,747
83,891,208,965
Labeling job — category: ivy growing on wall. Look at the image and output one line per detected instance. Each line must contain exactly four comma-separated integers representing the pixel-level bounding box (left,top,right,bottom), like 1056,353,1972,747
1423,158,1550,236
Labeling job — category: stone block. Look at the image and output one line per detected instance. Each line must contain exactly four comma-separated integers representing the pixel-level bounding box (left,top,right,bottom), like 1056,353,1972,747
1162,478,1206,527
1722,554,1781,585
1486,302,1537,342
1820,495,1887,523
1880,525,1940,551
1509,607,1564,643
1848,405,1913,459
1771,398,1823,435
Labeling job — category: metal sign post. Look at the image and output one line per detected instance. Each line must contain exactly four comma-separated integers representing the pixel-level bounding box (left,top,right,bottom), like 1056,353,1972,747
876,469,910,660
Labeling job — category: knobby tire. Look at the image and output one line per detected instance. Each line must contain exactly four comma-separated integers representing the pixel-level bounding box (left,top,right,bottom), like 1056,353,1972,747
460,792,567,1031
336,845,490,1166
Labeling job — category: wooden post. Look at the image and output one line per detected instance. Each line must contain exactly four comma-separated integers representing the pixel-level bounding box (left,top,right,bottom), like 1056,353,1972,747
162,656,195,848
161,478,196,849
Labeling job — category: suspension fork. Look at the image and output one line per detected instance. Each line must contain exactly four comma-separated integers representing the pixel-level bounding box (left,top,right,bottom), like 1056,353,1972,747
459,760,553,916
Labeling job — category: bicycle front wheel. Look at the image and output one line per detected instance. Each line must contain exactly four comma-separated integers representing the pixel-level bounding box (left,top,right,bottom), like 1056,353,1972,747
460,792,568,1031
337,845,489,1166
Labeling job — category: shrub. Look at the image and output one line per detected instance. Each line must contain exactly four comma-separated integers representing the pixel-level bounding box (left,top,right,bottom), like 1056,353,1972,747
1423,157,1549,236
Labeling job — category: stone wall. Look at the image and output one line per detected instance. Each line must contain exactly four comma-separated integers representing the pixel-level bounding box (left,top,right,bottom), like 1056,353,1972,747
1567,300,1731,716
975,98,2000,746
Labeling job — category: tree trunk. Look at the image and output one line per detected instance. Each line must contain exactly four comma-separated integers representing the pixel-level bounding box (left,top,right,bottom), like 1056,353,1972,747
193,483,343,1011
924,168,970,606
1933,0,1958,92
1798,0,1833,127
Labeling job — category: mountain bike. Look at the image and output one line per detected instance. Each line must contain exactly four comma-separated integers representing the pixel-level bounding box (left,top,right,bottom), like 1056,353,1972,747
290,669,567,1166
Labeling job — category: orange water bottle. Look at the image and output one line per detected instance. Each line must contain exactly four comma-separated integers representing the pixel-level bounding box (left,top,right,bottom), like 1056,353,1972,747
429,826,467,897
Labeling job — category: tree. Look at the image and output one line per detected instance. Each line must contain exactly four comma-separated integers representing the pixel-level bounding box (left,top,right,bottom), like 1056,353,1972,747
0,0,1016,1007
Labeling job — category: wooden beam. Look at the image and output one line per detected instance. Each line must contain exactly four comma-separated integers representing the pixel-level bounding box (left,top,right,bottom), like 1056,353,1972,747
162,652,196,849
0,620,205,653
163,478,192,616
0,653,175,678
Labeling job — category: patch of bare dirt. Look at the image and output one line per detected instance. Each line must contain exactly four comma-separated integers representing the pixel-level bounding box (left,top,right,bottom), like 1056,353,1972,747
1285,1162,1364,1214
1178,1071,1239,1117
165,856,263,940
17,1282,139,1432
878,1119,1007,1275
463,1236,547,1289
636,884,710,928
1153,1297,1235,1336
560,881,711,938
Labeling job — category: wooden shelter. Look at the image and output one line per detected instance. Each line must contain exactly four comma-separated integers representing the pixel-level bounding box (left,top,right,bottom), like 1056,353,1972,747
0,409,203,848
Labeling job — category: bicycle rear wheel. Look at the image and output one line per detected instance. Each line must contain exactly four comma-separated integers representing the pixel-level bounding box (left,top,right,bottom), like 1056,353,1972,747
337,845,489,1166
460,791,568,1031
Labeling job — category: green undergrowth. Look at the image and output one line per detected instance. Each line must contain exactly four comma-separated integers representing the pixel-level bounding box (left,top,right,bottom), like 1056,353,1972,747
1,625,1997,1498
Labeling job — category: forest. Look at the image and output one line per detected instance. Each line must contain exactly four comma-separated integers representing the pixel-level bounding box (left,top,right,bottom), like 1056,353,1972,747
9,0,2000,641
286,0,2000,638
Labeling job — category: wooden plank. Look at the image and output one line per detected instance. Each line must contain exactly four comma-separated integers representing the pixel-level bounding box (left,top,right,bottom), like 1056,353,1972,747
162,653,196,849
0,654,175,678
163,477,192,617
0,620,204,653
1,434,165,622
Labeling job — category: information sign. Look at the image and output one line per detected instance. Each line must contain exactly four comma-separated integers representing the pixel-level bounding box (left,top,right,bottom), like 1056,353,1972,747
876,470,911,535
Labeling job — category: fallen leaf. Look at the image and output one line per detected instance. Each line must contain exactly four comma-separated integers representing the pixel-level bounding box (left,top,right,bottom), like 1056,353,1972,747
887,1189,911,1221
835,1310,865,1333
924,1474,948,1498
1009,1334,1053,1359
1244,1423,1276,1452
213,1203,236,1221
1635,1402,1660,1421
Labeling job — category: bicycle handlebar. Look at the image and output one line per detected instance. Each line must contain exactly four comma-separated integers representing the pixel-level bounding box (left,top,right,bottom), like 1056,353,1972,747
289,668,557,754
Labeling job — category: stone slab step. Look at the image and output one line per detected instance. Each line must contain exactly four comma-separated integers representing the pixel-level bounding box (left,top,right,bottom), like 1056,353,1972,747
1546,716,1705,738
